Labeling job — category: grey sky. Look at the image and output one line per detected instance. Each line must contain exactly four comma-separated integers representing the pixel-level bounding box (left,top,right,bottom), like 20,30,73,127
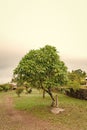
0,0,87,83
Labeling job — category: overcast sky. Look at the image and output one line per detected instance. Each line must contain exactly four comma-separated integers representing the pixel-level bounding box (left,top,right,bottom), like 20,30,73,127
0,0,87,83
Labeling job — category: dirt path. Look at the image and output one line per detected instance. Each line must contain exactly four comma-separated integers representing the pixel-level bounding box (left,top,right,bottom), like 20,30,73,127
0,94,64,130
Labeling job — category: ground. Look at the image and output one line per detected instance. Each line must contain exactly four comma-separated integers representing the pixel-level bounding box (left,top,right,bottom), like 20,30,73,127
0,91,87,130
0,93,65,130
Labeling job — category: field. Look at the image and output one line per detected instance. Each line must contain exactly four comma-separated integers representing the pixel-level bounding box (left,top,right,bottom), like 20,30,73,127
0,90,87,130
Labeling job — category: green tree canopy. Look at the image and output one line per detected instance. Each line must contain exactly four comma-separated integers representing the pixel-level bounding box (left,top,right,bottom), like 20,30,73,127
13,45,68,106
68,69,87,89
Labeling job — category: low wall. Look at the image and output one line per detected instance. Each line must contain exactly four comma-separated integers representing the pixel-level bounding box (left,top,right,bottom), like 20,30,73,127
65,88,87,100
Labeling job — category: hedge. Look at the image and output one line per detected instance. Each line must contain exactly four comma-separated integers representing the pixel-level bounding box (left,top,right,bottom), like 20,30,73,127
65,88,87,100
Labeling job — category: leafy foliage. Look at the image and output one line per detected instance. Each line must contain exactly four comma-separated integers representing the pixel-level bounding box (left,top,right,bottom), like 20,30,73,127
0,84,11,92
67,69,87,89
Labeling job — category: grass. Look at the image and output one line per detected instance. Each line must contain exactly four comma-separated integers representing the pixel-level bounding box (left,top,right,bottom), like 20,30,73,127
14,89,87,130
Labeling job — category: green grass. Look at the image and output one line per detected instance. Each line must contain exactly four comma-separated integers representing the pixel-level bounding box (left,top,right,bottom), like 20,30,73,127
14,89,87,130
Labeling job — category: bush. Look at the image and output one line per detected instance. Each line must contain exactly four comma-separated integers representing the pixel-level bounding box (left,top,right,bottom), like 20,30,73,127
16,87,24,97
80,80,86,85
26,88,32,94
4,84,10,92
67,80,80,90
0,86,3,91
0,84,11,92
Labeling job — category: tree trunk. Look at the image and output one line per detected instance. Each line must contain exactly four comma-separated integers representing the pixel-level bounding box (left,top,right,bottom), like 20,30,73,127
43,89,45,98
45,90,58,107
40,81,56,107
48,91,56,107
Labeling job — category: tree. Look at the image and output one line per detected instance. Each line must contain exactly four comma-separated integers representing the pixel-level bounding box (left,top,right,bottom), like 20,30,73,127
13,45,68,107
68,69,86,88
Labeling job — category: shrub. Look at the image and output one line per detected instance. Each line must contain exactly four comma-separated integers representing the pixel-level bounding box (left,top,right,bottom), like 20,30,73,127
16,87,24,97
4,84,10,92
67,80,80,90
0,84,11,92
0,86,3,91
80,80,86,85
